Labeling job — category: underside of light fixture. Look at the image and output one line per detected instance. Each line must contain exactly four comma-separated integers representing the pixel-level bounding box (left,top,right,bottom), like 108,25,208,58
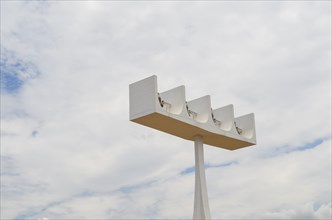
129,75,256,150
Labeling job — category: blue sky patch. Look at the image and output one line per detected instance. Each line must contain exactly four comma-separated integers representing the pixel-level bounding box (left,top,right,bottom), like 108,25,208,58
180,166,195,175
1,72,23,92
273,138,327,156
0,48,40,93
206,161,238,168
31,130,38,137
180,161,238,175
293,138,324,152
118,180,156,193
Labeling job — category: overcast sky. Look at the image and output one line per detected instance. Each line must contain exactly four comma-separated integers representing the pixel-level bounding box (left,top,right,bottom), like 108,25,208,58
1,1,331,219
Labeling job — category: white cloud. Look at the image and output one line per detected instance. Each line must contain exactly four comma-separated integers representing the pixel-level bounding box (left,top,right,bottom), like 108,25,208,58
1,1,331,219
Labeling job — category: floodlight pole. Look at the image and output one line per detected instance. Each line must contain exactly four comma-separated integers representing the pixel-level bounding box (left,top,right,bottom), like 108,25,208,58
130,75,257,220
193,135,211,219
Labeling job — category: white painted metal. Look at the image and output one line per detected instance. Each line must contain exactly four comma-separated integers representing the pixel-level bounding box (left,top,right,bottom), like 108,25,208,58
129,75,256,150
187,95,213,123
212,104,236,132
193,135,211,220
129,75,257,220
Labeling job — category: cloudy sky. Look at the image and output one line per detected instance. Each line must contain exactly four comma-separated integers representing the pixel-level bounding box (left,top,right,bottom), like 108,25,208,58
1,1,331,219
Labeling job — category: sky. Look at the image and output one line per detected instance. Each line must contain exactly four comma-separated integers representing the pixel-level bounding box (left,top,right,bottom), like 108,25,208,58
0,1,331,219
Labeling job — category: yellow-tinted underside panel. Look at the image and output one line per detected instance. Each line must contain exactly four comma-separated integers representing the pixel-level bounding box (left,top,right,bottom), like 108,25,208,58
132,113,253,150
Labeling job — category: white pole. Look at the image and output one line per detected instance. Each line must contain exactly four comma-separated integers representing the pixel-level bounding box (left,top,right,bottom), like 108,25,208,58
193,135,211,220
